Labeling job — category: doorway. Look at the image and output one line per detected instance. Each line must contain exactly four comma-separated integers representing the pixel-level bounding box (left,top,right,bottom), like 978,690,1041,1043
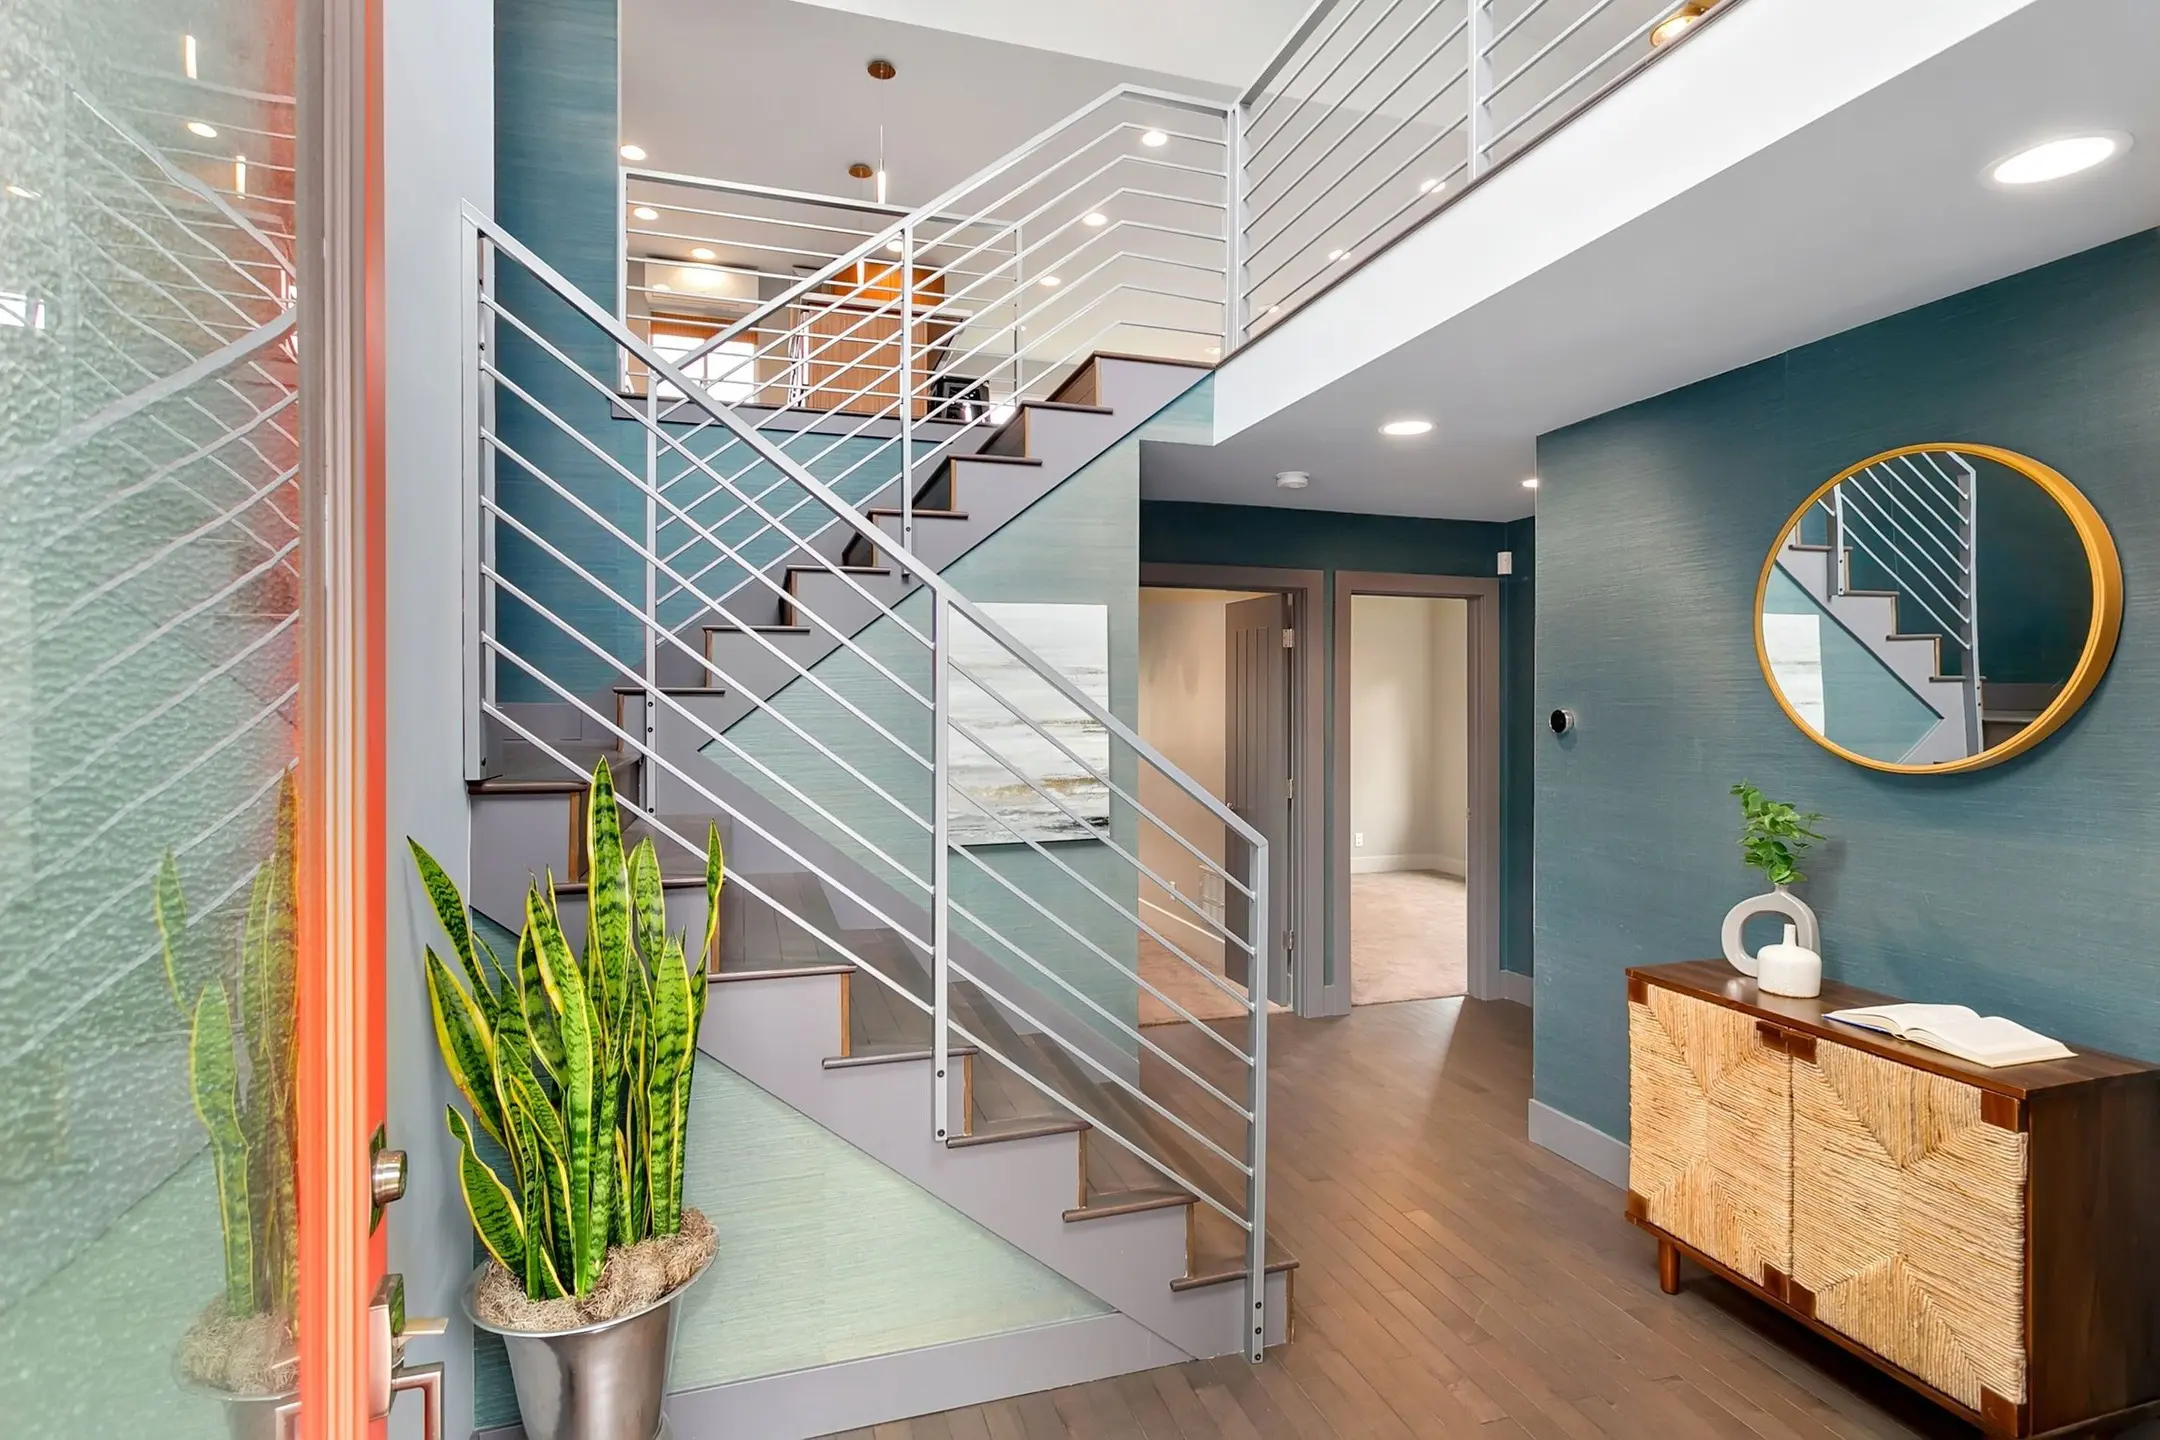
1348,595,1471,1004
1136,579,1319,1017
1332,572,1502,1008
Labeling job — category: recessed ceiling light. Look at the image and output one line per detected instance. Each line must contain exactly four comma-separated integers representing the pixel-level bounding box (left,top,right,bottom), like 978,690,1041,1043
183,34,199,79
1264,303,1280,315
1276,471,1310,490
1989,134,2127,186
1327,248,1347,262
620,144,647,162
1419,178,1444,194
1140,129,1168,147
885,238,903,253
1083,211,1108,227
1522,476,1540,489
1380,419,1433,437
1039,275,1061,287
186,120,218,139
652,282,671,292
691,246,715,260
685,269,720,290
5,184,39,200
1649,2,1710,47
632,205,659,221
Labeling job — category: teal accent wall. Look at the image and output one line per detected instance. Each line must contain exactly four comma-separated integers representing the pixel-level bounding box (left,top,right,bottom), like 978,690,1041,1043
1137,503,1537,976
491,0,908,692
1532,230,2160,1145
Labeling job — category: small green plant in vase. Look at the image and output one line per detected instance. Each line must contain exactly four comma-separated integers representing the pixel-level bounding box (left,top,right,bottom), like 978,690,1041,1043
410,758,722,1439
1721,783,1826,981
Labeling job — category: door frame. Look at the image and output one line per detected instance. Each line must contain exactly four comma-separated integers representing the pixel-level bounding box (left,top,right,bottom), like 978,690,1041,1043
1139,564,1327,1016
1332,572,1502,1009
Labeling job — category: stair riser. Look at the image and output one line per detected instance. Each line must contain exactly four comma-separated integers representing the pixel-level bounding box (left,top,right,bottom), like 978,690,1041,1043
782,568,910,629
701,975,1250,1358
700,627,843,701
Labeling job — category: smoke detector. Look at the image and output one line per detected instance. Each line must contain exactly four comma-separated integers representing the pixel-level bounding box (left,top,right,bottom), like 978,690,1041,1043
1275,471,1310,490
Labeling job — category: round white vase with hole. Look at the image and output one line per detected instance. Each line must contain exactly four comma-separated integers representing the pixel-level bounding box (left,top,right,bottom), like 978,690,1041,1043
1721,884,1819,983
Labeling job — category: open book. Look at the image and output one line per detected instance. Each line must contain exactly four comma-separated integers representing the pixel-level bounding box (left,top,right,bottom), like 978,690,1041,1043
1824,1003,2074,1068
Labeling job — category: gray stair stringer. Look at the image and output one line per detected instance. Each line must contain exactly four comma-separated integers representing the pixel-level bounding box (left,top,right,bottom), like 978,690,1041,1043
698,967,1285,1361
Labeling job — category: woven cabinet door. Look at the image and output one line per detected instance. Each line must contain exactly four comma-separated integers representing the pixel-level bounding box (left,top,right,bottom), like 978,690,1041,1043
1792,1039,2028,1411
1628,986,1792,1283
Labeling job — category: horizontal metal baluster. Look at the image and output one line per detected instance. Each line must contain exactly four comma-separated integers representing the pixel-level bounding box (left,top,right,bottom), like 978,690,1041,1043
1250,150,1470,306
483,697,938,968
1867,467,1966,570
479,577,936,893
1839,484,1967,600
1246,0,1420,164
478,439,935,766
1485,6,1661,150
940,756,1265,1059
1837,526,1965,641
943,951,1252,1174
1892,454,1960,512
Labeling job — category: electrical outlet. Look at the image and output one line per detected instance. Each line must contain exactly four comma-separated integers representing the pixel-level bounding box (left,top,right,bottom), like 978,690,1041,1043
1355,832,1364,848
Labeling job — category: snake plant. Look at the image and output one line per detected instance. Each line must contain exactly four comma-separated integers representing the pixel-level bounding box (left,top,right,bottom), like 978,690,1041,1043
411,758,718,1299
156,776,300,1322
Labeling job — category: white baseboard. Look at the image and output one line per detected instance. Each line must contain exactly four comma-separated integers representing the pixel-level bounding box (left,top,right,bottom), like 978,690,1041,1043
1350,851,1464,876
1527,1099,1629,1188
474,1313,1187,1440
1494,969,1533,1007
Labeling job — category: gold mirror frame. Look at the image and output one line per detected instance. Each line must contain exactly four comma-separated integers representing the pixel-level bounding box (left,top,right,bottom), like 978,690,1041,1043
1753,443,2123,775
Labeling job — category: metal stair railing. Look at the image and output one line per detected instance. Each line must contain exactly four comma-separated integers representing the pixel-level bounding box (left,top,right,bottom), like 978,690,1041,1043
1805,449,1981,750
1236,0,1750,333
613,86,1233,636
467,205,1275,1360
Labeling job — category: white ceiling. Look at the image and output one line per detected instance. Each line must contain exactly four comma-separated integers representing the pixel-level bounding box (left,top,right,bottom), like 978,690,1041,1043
1144,0,2160,522
777,0,1310,91
620,0,1240,206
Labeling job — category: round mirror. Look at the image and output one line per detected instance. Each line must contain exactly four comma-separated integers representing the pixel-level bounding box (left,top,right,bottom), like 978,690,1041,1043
1753,444,2121,773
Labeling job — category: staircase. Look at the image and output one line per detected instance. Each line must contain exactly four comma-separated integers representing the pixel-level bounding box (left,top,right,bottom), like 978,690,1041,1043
1773,451,1984,765
456,76,1287,1386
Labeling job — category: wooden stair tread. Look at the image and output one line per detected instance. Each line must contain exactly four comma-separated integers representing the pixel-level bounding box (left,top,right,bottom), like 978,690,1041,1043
1063,1187,1194,1223
1016,398,1114,416
943,452,1041,467
1172,1238,1300,1292
946,1114,1089,1148
555,873,707,896
611,684,728,695
785,564,889,577
468,749,637,795
703,623,813,635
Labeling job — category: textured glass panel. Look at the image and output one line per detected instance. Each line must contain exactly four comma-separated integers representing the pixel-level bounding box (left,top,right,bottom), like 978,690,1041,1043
0,0,302,1433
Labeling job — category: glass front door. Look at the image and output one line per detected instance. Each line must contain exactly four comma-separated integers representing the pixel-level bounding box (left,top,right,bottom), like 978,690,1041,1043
0,0,387,1432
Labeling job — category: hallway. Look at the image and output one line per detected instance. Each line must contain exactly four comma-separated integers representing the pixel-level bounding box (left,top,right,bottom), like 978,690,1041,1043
847,999,1968,1439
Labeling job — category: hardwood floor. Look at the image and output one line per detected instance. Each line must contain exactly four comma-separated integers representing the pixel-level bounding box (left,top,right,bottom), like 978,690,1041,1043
826,997,1980,1440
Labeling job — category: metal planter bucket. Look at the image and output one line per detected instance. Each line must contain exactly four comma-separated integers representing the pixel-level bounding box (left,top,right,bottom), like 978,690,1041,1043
214,1389,300,1440
463,1256,709,1440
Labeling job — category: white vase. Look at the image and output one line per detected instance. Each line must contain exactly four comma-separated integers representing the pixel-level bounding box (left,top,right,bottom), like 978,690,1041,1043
1721,883,1819,979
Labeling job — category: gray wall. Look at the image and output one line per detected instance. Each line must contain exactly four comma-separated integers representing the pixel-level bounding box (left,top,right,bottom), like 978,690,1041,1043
385,0,492,1431
1532,230,2160,1145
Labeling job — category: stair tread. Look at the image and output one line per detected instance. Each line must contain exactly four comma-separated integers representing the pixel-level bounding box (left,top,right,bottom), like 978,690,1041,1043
1171,1234,1300,1291
785,564,889,576
1018,398,1115,416
468,747,638,794
703,623,813,634
865,506,967,520
824,1041,981,1070
1063,1186,1195,1223
555,873,707,896
947,1114,1089,1148
611,684,729,695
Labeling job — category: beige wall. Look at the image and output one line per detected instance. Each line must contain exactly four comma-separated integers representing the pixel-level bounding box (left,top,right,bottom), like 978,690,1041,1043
1136,588,1264,968
1349,594,1468,876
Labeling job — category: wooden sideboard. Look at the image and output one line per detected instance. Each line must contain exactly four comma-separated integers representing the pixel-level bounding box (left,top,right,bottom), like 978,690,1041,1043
1626,960,2160,1438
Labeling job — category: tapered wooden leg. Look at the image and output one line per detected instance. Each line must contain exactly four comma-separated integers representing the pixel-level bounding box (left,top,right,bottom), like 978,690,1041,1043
1657,1237,1681,1295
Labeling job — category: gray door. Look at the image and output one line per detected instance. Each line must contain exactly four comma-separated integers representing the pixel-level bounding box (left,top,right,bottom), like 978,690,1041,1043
1224,594,1292,1005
